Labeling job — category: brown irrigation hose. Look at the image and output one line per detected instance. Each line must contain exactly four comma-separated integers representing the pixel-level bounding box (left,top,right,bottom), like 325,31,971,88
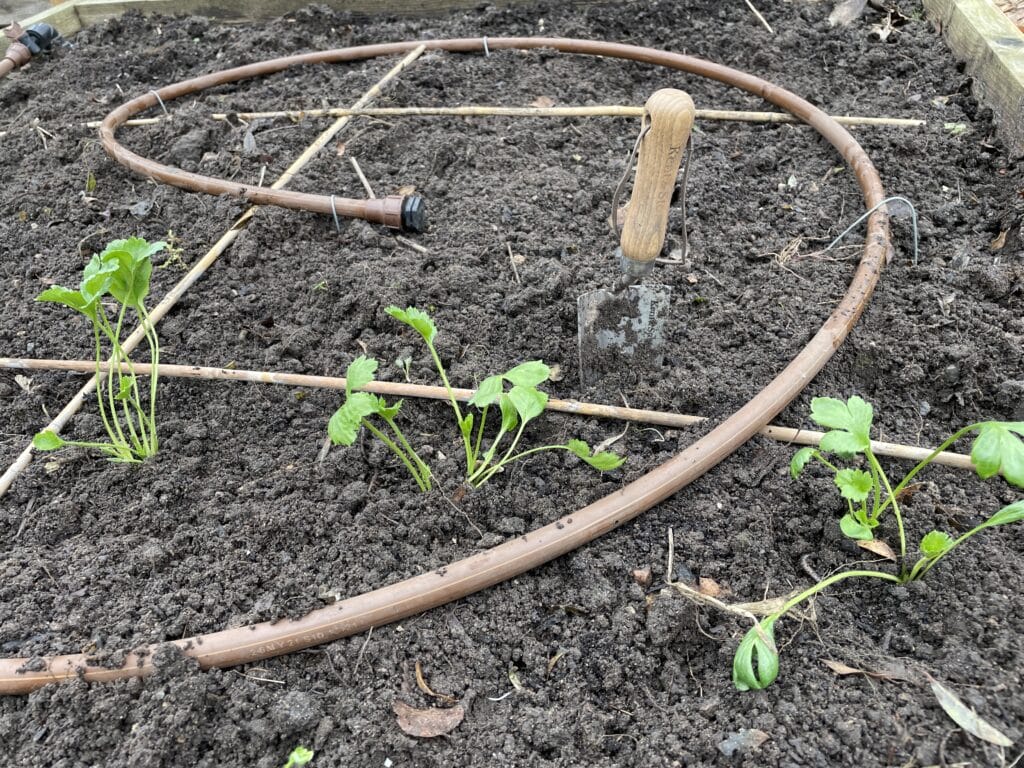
0,357,975,471
1,38,892,694
99,49,426,232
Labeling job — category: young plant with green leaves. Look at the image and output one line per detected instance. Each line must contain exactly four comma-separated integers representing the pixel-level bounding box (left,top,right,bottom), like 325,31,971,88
33,237,167,463
385,306,623,487
328,356,432,492
732,396,1024,691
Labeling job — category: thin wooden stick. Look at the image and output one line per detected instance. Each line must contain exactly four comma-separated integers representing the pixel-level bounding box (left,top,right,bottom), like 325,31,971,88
743,0,775,34
0,356,975,472
0,47,426,499
84,106,925,129
348,156,377,198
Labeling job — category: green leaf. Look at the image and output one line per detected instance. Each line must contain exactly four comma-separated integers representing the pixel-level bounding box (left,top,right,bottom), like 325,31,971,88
790,446,815,479
37,285,94,316
345,355,377,395
503,360,550,388
565,438,624,470
507,385,547,423
971,422,1024,487
834,468,873,502
327,392,379,446
459,413,474,440
810,396,872,455
469,375,503,408
733,618,779,691
840,513,874,540
378,398,402,421
79,257,117,305
498,394,519,433
104,246,154,307
32,430,65,451
114,377,133,401
920,530,954,559
583,451,625,471
810,397,853,431
845,396,874,441
385,305,436,345
819,429,866,457
566,439,590,459
100,236,167,263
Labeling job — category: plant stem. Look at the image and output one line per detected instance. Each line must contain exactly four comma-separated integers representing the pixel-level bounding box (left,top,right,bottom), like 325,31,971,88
775,568,903,619
91,323,119,450
875,423,982,518
472,405,488,472
867,449,907,563
98,307,135,454
470,421,528,487
139,304,159,453
424,341,473,474
363,420,428,492
381,415,431,491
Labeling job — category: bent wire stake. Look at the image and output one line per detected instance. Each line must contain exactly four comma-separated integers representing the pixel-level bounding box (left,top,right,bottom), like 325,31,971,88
0,38,893,694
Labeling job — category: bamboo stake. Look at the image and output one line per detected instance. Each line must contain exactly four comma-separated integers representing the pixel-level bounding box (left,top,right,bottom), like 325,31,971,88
0,46,426,499
0,357,975,472
83,106,926,129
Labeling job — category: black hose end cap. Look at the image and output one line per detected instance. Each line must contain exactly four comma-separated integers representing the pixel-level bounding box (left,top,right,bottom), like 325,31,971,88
20,23,60,55
401,195,426,233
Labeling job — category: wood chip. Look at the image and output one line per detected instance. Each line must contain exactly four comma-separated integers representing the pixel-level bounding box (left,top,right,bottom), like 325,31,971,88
393,700,465,738
530,96,555,108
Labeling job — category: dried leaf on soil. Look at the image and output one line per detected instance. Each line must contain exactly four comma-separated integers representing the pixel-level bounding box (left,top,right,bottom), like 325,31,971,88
531,95,555,108
857,538,897,561
718,728,770,757
929,678,1013,747
821,658,913,682
393,700,465,738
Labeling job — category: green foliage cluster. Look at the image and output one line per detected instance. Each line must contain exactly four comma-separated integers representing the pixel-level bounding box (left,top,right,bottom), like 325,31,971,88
33,237,166,463
733,396,1024,691
328,306,623,490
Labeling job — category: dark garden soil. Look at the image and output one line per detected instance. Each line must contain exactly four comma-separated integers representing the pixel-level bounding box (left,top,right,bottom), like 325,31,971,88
1,1,1023,765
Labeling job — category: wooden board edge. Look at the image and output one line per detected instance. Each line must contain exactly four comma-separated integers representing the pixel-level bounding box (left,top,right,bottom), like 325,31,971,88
924,0,1024,155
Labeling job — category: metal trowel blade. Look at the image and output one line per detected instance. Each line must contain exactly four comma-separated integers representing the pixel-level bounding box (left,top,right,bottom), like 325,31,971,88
577,284,671,387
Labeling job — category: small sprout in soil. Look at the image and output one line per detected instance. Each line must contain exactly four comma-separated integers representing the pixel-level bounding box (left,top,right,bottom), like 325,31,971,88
386,306,624,487
33,237,166,463
328,355,432,492
733,396,1024,691
395,351,413,382
282,746,314,768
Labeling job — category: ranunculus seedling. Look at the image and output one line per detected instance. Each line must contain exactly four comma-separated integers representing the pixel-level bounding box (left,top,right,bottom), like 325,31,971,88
33,237,166,463
733,396,1024,691
385,306,623,488
328,356,431,492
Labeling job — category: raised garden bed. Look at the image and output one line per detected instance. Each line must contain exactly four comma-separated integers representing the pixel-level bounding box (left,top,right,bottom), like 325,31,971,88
1,1,1022,766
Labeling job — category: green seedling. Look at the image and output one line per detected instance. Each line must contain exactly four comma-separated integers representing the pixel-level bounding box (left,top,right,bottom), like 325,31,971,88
282,746,314,768
385,306,623,487
732,396,1024,691
33,237,166,463
328,356,432,492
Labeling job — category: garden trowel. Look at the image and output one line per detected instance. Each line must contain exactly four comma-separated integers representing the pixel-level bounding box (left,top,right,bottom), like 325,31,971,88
578,88,695,386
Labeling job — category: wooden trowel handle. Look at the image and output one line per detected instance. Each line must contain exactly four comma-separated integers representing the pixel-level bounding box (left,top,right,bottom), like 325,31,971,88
620,89,695,277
